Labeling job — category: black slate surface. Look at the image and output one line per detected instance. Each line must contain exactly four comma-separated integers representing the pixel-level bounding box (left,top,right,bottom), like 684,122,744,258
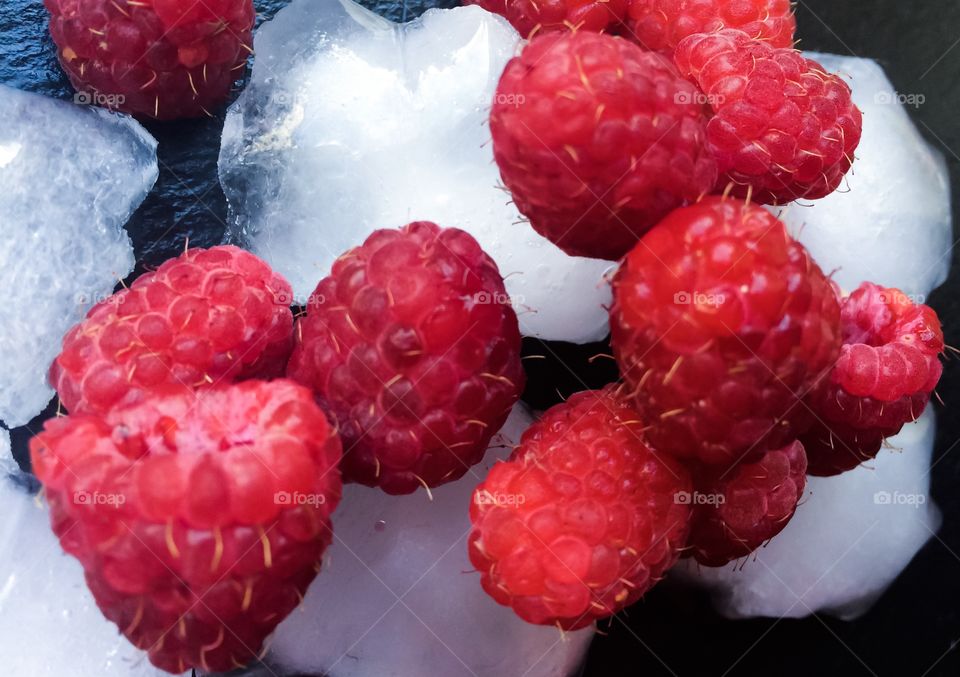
0,1,958,676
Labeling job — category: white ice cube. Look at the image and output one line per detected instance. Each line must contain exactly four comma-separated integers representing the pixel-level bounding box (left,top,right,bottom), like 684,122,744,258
0,85,157,426
775,53,951,300
219,0,614,343
677,409,941,620
266,405,594,676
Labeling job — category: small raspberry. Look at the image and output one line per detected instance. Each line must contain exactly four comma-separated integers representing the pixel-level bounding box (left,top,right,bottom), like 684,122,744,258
50,245,294,417
673,29,862,203
625,0,795,54
468,387,692,629
610,196,841,467
45,0,254,119
286,221,524,495
490,31,716,261
687,440,806,566
29,380,342,673
802,283,944,476
466,0,628,37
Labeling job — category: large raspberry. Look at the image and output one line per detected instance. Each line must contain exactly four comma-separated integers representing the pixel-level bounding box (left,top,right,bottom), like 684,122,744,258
286,221,524,495
802,283,944,476
465,0,627,38
674,29,862,203
45,0,254,119
610,196,841,467
468,387,692,629
490,31,716,261
625,0,795,54
29,380,342,674
687,440,806,566
50,245,294,417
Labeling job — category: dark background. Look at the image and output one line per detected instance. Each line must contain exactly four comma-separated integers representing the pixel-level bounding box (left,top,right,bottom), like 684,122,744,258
0,0,958,675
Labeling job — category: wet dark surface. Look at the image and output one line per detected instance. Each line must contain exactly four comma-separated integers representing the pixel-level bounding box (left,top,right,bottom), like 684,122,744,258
0,0,958,675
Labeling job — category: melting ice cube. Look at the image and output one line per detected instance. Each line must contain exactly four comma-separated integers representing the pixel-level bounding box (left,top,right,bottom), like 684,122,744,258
0,84,157,426
219,0,614,343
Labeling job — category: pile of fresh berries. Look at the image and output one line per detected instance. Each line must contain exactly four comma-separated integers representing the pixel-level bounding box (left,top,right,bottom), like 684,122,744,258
28,0,945,671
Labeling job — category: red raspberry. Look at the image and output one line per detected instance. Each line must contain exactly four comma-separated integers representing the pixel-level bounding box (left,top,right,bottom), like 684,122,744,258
610,196,841,467
45,0,254,119
802,283,944,476
687,440,806,566
625,0,795,54
29,380,342,674
673,29,862,203
465,0,627,38
468,387,692,629
50,245,294,417
286,222,524,495
490,31,716,261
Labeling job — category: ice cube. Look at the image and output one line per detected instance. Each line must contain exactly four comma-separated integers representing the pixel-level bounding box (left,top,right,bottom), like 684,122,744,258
676,409,941,620
218,0,614,343
0,84,157,426
265,404,595,676
774,54,951,300
0,474,180,675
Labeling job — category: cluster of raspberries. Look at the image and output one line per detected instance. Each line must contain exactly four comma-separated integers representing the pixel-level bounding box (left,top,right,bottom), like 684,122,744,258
33,226,526,672
465,0,942,632
29,0,945,669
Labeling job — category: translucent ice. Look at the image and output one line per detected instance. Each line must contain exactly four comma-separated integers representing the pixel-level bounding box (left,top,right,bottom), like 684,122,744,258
219,0,614,343
265,405,595,676
0,472,180,675
774,54,951,300
677,409,941,620
0,84,157,426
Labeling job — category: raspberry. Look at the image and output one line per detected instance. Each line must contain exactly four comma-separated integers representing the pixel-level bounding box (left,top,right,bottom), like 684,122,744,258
465,0,627,38
610,196,841,467
29,380,342,673
687,440,806,566
286,221,524,495
490,31,716,261
50,245,294,417
625,0,795,54
673,29,862,203
468,387,692,628
802,283,944,476
45,0,254,119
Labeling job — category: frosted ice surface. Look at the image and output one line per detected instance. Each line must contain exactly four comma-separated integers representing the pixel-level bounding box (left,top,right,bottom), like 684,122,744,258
0,474,181,675
219,0,614,343
0,84,157,426
677,409,941,620
774,54,952,300
0,427,11,476
266,405,595,676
